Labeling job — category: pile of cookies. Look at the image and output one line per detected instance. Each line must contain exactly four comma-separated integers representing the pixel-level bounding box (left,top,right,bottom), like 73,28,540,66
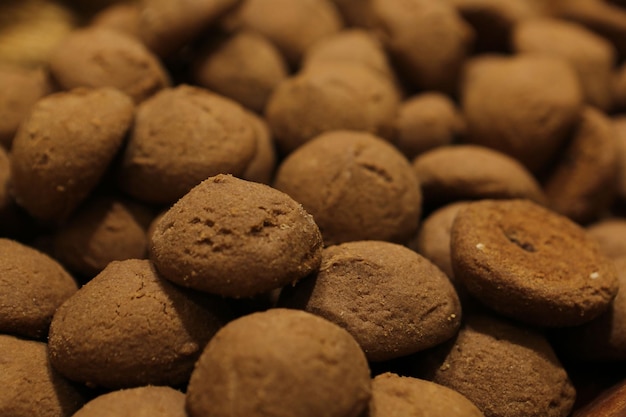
2,0,626,416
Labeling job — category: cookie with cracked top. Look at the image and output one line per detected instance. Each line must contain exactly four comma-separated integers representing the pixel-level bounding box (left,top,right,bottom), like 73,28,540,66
450,199,618,326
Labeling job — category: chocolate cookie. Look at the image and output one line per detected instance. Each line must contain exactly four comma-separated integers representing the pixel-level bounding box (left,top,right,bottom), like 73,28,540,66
72,386,186,417
150,174,323,298
450,199,619,326
49,27,169,103
11,87,134,222
0,334,84,417
0,238,77,338
366,373,484,417
273,130,421,245
48,259,229,389
280,240,461,361
118,85,257,205
186,308,371,417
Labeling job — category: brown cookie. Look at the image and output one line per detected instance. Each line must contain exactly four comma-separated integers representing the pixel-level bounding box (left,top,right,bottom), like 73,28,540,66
544,107,619,224
450,199,619,326
11,87,134,222
48,259,229,389
52,197,149,279
150,174,323,298
118,85,257,205
0,238,77,338
412,314,576,417
0,334,85,417
366,373,484,417
194,31,288,113
513,17,616,110
266,62,400,154
392,93,465,160
72,386,186,417
280,240,461,361
273,130,422,245
186,308,371,417
241,111,277,185
587,218,626,259
49,27,169,103
412,144,546,208
462,54,583,173
90,3,141,39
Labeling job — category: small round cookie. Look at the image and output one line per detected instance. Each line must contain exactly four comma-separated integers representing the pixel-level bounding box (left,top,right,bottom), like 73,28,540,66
412,145,546,208
366,373,484,417
266,62,400,154
412,314,576,417
11,87,134,222
462,54,583,173
0,65,52,149
450,199,619,327
0,334,85,417
52,197,149,279
513,17,616,110
587,218,626,259
410,201,469,280
273,130,421,245
72,386,186,417
392,93,465,160
0,238,77,338
367,0,473,93
118,85,257,205
138,0,240,57
280,241,461,361
552,256,626,362
543,107,619,224
49,27,169,103
48,259,229,389
225,0,343,66
186,308,371,417
241,111,277,184
194,31,288,113
150,174,323,298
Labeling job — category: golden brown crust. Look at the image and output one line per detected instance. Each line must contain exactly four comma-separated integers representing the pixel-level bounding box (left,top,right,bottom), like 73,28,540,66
72,386,186,417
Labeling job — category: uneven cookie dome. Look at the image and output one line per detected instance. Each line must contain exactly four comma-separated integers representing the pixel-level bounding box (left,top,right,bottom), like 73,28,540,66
72,386,186,417
186,308,371,417
150,174,323,297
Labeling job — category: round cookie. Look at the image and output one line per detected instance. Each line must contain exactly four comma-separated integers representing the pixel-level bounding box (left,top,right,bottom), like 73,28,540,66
72,386,186,417
90,2,141,39
193,31,288,113
11,87,134,222
412,144,546,208
49,27,169,103
266,62,400,154
412,314,576,417
450,199,619,327
273,130,422,245
150,174,323,298
280,241,461,361
461,54,583,173
587,218,626,259
366,373,484,417
0,238,77,338
241,111,277,185
48,259,229,389
186,308,371,417
118,85,257,205
0,334,85,417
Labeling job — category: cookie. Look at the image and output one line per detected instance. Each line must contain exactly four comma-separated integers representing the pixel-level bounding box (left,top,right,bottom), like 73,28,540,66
72,386,186,417
11,87,134,222
90,2,141,39
366,373,484,417
273,130,421,245
587,218,626,259
118,85,257,204
0,334,84,417
280,240,461,361
0,238,77,338
48,259,229,389
241,111,277,185
49,27,169,103
450,199,619,326
150,174,323,298
412,144,545,208
186,308,371,417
